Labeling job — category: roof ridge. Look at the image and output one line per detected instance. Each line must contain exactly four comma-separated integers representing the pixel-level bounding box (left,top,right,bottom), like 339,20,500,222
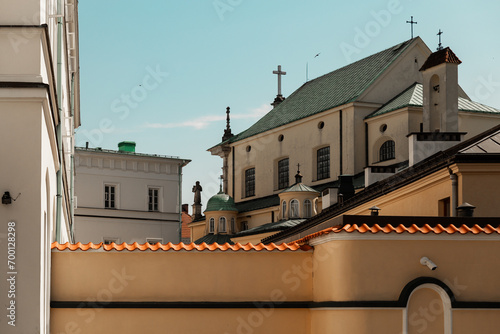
216,38,419,146
365,82,420,119
351,38,418,102
292,222,500,243
51,241,311,252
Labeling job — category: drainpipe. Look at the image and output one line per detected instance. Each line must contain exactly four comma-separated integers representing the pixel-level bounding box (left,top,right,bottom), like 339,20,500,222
178,162,185,243
55,0,63,242
69,73,75,242
448,167,458,217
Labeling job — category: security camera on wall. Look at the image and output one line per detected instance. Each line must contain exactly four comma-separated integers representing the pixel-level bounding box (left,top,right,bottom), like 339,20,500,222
420,256,437,271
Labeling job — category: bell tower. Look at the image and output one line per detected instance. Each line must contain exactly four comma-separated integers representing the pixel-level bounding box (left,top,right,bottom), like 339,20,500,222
419,47,462,132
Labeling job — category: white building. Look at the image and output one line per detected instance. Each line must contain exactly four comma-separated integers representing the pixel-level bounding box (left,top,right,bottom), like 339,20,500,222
0,0,79,332
74,142,190,244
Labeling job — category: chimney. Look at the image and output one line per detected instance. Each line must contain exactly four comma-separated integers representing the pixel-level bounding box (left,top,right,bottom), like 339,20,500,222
338,175,355,200
118,141,136,153
457,202,475,217
182,204,188,213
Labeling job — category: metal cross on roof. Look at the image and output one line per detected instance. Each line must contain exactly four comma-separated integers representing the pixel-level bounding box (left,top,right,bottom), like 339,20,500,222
437,29,444,50
406,16,417,39
273,65,286,96
297,163,300,172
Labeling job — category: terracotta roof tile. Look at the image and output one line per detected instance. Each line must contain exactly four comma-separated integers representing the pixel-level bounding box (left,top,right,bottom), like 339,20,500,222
419,47,462,71
292,223,500,244
51,241,312,252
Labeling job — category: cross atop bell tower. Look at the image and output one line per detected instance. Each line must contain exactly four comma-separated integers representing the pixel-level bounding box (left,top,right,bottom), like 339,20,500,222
437,29,444,50
272,65,286,107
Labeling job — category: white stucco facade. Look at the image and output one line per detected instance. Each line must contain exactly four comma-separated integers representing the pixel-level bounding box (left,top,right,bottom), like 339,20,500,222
74,146,190,244
0,0,79,332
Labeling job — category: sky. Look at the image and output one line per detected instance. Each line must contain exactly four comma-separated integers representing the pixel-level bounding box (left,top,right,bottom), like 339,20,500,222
77,0,500,210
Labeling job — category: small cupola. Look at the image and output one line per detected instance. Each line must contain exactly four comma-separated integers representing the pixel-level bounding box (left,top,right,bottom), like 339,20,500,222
279,166,320,220
204,188,238,235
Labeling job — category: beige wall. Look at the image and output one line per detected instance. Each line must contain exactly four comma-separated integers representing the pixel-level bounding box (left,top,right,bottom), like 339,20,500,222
311,309,402,334
205,209,237,234
459,113,500,140
51,232,500,333
457,163,500,217
453,310,500,334
51,251,313,302
51,308,311,334
189,221,206,242
229,107,342,202
312,239,500,302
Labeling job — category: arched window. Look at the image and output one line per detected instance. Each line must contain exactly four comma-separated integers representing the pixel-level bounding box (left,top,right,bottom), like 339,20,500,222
304,199,312,218
209,218,215,233
380,140,395,161
282,200,287,219
231,218,235,234
290,199,299,218
219,217,227,233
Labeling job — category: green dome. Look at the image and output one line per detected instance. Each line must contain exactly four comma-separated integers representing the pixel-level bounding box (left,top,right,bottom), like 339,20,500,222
205,191,237,212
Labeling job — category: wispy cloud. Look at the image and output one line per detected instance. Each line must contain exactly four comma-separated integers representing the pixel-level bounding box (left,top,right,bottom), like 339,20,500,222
145,104,271,130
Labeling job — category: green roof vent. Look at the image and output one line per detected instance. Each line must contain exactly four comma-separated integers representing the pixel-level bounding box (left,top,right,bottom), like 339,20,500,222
118,141,136,153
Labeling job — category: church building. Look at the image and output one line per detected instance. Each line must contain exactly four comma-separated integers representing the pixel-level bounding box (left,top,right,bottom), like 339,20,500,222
190,37,500,243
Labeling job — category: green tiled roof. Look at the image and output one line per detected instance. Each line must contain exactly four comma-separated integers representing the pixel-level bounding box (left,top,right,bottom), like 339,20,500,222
235,194,280,213
194,234,235,245
205,191,237,212
366,83,500,119
233,219,306,238
226,38,417,144
281,183,320,194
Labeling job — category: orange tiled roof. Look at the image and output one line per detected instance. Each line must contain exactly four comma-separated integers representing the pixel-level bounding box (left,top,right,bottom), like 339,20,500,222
419,47,462,71
51,241,312,252
292,223,500,244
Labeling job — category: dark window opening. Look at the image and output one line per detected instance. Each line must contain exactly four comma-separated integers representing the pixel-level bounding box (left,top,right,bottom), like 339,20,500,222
317,147,330,180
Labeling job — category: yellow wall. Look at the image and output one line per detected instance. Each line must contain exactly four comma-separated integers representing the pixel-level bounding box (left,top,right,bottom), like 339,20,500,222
51,308,311,334
51,251,313,302
453,310,500,334
229,106,343,202
312,239,500,302
457,163,500,217
311,309,403,334
51,232,500,333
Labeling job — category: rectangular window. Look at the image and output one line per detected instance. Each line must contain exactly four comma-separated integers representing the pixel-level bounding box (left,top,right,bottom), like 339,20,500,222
317,146,330,180
241,221,248,231
104,185,116,209
438,197,451,217
245,168,255,197
278,158,289,189
148,188,159,211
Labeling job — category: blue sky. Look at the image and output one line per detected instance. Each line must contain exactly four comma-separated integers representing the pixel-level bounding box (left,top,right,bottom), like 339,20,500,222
77,0,500,208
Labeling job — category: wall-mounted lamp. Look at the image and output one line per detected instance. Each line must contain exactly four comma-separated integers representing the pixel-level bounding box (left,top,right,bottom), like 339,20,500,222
2,192,20,205
369,206,381,216
420,256,437,271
